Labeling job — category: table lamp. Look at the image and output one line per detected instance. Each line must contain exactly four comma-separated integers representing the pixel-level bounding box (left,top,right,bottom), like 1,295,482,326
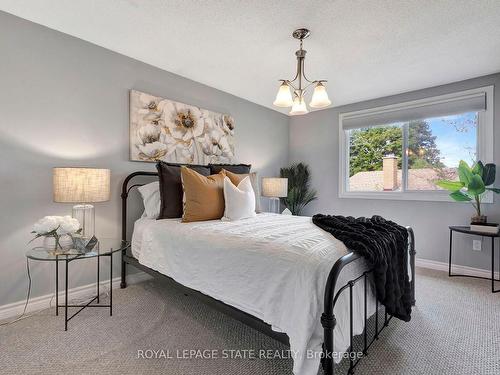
53,167,110,238
262,177,288,213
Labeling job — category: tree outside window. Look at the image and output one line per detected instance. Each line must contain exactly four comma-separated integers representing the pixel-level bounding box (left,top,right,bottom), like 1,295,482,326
347,112,477,192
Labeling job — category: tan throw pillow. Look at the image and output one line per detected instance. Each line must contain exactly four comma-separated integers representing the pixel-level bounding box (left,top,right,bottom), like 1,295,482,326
223,169,261,213
181,167,225,222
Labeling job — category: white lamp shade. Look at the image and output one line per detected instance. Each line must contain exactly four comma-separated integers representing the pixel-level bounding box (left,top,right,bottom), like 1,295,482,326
53,167,110,203
273,82,294,107
309,82,331,108
289,96,309,115
262,178,288,198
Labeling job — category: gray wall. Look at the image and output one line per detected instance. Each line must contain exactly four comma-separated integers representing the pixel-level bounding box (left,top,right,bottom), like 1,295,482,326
289,73,500,270
1,9,498,309
0,12,289,306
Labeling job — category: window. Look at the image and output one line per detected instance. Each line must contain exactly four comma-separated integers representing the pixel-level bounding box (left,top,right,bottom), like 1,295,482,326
339,87,494,201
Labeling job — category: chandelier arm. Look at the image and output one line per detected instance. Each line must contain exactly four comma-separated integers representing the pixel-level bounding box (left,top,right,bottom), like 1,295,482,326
286,53,301,85
302,79,330,95
297,57,303,90
299,79,329,98
302,80,319,92
285,80,298,91
301,59,315,84
291,59,301,83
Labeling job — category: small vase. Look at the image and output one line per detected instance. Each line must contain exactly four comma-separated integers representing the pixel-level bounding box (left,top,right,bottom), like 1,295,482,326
43,235,73,253
43,236,58,252
471,215,487,224
59,235,74,250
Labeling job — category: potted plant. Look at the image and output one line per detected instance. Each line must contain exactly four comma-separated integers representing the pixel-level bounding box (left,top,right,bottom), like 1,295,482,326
280,162,318,216
436,160,500,223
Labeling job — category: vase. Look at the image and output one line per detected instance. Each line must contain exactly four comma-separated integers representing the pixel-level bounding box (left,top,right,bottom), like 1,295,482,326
43,236,58,252
59,235,74,250
471,215,487,224
43,235,73,253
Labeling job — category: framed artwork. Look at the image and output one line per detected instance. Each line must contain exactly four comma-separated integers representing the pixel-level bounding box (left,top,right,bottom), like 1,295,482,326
130,90,235,163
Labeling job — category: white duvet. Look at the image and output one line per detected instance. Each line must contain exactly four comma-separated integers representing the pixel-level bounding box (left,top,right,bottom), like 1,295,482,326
132,213,376,375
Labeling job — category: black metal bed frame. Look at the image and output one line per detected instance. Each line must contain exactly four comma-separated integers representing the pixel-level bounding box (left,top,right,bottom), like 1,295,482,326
120,171,416,375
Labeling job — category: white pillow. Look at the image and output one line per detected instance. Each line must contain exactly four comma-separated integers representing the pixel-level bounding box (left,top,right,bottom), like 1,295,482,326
223,176,256,221
137,181,160,219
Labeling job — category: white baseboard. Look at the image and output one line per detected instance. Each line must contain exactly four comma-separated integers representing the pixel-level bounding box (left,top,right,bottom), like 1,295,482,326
0,272,152,321
2,259,494,321
416,258,499,279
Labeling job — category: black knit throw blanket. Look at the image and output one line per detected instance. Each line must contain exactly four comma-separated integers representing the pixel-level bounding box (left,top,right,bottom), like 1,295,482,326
312,214,412,322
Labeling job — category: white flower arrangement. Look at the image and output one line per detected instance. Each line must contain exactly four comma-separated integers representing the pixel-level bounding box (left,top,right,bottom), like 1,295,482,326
30,216,81,249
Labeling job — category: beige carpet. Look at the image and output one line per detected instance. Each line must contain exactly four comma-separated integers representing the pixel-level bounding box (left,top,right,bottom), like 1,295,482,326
1,267,499,375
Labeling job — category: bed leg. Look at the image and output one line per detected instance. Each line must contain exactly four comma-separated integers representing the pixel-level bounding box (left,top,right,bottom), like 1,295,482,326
120,250,127,289
321,313,336,375
407,227,416,306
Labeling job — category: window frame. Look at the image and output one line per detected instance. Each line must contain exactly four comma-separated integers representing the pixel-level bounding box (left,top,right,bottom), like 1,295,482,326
338,86,494,202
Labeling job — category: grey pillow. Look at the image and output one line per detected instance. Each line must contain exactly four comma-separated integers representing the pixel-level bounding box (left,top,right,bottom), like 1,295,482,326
156,162,210,219
209,163,251,174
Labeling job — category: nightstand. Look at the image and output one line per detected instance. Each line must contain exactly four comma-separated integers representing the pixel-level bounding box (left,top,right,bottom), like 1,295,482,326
448,226,499,293
26,238,130,330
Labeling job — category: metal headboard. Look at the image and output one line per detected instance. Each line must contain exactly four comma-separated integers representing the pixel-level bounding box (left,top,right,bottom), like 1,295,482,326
121,171,159,242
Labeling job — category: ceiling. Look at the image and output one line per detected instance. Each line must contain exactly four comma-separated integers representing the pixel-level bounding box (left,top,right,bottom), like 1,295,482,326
1,0,500,115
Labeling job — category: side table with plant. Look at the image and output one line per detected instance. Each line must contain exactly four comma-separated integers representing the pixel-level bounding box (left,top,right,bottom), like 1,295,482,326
436,160,500,223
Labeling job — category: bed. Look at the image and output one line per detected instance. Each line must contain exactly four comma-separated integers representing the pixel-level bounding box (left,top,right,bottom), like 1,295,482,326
121,171,416,375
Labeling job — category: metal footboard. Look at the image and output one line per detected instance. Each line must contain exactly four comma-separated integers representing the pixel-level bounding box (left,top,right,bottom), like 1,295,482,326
320,226,416,375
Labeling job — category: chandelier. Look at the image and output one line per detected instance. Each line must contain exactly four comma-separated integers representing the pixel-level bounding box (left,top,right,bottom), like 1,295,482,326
273,28,331,115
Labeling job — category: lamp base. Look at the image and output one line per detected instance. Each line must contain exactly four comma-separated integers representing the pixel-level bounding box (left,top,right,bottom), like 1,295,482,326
268,197,280,214
72,204,95,239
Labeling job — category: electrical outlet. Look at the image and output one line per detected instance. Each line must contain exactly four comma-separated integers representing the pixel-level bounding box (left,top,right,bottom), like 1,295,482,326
473,240,482,251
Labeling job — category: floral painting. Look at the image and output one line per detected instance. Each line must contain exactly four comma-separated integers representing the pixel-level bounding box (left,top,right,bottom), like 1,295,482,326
130,90,235,163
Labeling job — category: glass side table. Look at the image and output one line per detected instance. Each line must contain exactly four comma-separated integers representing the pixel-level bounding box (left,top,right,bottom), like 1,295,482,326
26,238,130,330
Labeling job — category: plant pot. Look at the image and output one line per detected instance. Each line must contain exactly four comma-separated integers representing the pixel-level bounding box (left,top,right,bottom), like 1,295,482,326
59,235,74,250
471,215,487,224
43,235,73,253
43,236,59,253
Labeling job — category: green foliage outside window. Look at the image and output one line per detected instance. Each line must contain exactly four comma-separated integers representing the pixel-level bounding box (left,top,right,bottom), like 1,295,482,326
349,120,443,177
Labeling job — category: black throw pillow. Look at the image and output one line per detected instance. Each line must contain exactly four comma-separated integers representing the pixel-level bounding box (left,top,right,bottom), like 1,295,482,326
156,162,210,219
209,163,251,174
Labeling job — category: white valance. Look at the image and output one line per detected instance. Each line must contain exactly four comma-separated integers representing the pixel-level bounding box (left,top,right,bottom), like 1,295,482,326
341,91,487,130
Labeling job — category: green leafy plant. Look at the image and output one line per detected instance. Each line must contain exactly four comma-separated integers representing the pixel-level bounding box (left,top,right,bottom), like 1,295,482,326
280,162,317,215
436,160,500,218
349,120,443,176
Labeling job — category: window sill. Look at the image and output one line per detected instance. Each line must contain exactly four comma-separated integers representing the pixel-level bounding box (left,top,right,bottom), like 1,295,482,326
339,190,494,203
